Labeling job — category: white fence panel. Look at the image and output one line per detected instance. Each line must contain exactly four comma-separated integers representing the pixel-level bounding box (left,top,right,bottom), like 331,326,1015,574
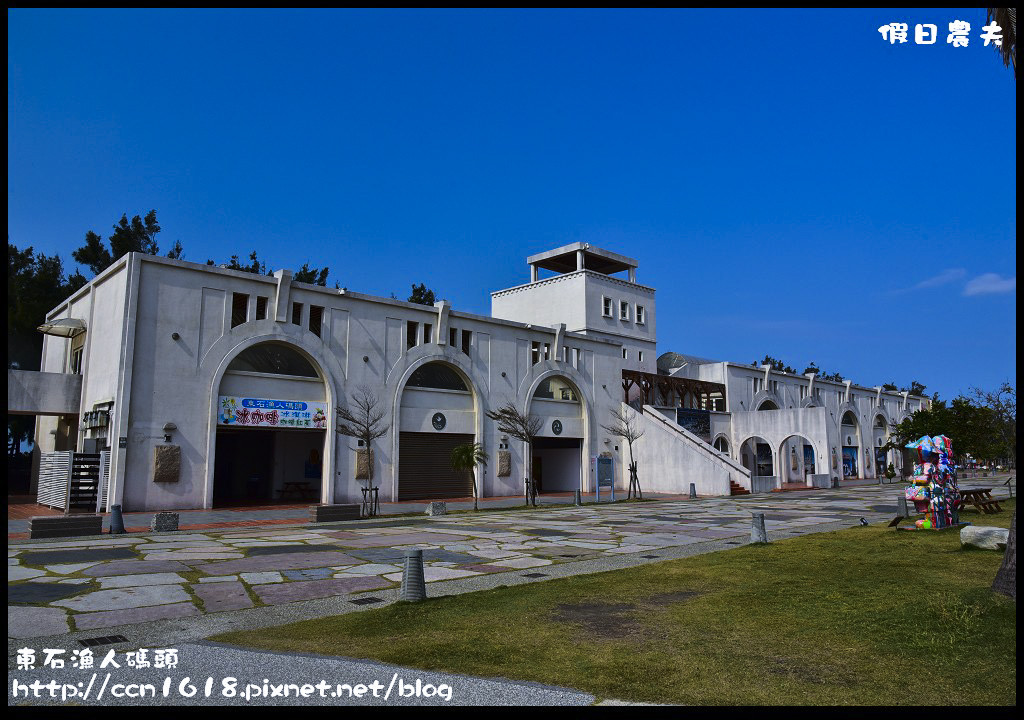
38,451,72,510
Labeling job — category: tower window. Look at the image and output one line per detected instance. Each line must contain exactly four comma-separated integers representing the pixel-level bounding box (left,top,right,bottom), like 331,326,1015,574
636,305,645,325
602,297,613,317
619,301,630,320
309,305,323,338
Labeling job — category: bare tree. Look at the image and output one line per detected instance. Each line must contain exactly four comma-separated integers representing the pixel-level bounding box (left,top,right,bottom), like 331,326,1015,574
601,405,645,499
336,385,390,516
485,400,542,506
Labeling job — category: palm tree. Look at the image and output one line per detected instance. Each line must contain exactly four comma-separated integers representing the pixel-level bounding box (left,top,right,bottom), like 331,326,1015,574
451,442,488,511
986,8,1016,78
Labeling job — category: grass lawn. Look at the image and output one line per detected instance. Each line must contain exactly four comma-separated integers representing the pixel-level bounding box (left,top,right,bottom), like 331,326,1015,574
212,501,1017,705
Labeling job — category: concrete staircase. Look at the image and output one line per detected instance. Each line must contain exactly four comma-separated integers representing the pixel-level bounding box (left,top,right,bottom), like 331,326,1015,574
729,480,750,496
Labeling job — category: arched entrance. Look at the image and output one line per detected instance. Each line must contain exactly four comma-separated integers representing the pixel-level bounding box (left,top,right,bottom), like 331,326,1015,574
779,434,816,484
397,361,477,500
213,342,328,507
840,410,861,478
756,400,779,411
740,435,774,477
529,375,584,494
873,414,890,475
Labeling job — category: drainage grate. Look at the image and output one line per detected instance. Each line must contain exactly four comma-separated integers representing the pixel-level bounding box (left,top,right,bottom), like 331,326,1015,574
724,541,741,545
350,597,383,605
78,635,129,648
522,572,548,578
641,554,659,559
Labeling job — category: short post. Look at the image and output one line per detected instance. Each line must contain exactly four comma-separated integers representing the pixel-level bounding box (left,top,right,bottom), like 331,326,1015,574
751,512,768,544
109,504,127,535
525,477,530,506
689,483,697,499
574,489,582,506
897,496,909,518
400,548,426,602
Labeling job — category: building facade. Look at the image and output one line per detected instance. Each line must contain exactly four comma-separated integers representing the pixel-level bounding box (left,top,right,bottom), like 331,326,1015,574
10,241,928,511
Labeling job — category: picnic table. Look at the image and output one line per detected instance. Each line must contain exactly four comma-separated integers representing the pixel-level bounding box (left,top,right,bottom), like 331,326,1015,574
279,481,316,501
959,487,1002,514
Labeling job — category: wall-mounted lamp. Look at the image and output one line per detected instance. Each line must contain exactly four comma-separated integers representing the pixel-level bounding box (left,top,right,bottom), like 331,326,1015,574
162,422,177,443
171,332,180,340
501,372,506,378
362,356,369,363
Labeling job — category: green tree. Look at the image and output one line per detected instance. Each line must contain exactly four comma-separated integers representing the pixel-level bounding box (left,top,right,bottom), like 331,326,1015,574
756,355,797,374
408,283,436,305
450,442,488,511
294,262,330,286
7,243,87,460
72,210,170,276
882,382,899,391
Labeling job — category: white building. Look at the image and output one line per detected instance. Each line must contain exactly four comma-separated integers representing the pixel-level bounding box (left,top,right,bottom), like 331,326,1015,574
8,242,927,511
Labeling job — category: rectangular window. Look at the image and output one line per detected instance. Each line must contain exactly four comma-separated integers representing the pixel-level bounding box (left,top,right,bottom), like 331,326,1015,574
636,305,645,325
622,347,628,359
462,330,472,356
423,323,432,344
291,302,303,326
407,321,418,349
542,343,550,361
70,347,84,375
255,296,268,321
450,327,457,347
638,350,644,362
602,297,612,317
309,305,323,338
531,341,541,365
620,301,630,320
232,293,249,328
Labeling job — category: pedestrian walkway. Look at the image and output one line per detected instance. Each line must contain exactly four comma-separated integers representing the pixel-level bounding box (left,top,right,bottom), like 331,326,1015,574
7,491,687,539
9,480,1010,642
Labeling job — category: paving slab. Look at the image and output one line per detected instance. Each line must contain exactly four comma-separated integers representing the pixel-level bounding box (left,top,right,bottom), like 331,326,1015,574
254,575,390,605
240,571,283,585
51,584,192,612
193,581,253,612
96,572,186,589
8,581,92,604
73,601,202,631
7,605,70,638
8,566,46,582
195,551,362,575
44,562,101,575
19,547,138,565
82,560,194,576
246,544,345,556
282,568,336,581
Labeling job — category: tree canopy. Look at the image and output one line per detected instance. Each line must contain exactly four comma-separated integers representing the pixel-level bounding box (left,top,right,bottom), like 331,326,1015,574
72,210,179,276
408,283,437,305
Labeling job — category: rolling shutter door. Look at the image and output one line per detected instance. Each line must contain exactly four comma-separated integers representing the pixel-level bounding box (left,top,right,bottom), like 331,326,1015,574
399,432,474,500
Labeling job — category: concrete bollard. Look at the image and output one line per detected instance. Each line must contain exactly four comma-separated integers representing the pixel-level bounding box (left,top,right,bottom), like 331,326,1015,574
897,496,909,518
574,489,582,506
751,512,768,544
109,504,127,535
400,548,427,602
689,483,697,499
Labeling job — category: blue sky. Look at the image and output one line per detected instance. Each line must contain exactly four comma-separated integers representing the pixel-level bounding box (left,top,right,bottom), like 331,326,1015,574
8,9,1016,401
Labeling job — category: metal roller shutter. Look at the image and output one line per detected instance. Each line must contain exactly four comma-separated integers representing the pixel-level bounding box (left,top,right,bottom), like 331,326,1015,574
398,432,475,500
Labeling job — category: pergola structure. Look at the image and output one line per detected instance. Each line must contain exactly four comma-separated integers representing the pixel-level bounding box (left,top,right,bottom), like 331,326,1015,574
622,369,727,411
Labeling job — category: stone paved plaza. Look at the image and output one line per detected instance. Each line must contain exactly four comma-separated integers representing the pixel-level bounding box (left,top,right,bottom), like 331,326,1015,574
7,480,1012,640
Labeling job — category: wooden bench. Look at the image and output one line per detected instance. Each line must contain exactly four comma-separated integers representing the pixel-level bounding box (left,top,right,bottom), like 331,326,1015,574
309,504,361,523
959,488,1002,514
29,514,104,539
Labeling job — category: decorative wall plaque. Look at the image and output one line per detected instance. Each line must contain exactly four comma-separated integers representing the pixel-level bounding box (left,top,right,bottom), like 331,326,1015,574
551,420,563,435
432,412,447,431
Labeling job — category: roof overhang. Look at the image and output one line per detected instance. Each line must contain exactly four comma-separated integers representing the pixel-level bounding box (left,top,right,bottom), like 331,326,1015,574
37,318,86,338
